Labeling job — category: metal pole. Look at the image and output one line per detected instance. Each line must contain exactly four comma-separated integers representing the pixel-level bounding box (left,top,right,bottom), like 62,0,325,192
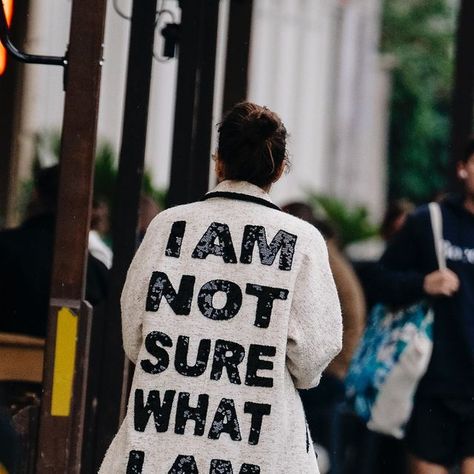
0,0,66,67
450,0,474,187
0,0,28,225
222,0,253,115
35,0,107,472
92,0,158,469
167,0,220,207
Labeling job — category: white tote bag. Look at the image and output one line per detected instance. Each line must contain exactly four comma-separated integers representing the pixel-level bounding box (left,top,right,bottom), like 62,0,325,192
346,202,445,438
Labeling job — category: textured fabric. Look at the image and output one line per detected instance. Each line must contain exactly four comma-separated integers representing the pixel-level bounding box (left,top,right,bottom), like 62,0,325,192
345,303,433,438
100,180,342,474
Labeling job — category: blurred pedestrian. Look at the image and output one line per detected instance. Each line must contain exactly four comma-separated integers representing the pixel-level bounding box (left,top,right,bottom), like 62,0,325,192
100,102,342,473
0,165,108,338
375,138,474,474
347,199,414,263
379,199,415,242
89,198,113,269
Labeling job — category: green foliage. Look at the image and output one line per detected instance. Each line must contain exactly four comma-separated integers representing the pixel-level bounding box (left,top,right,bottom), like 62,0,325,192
93,141,167,208
307,194,378,247
381,0,456,203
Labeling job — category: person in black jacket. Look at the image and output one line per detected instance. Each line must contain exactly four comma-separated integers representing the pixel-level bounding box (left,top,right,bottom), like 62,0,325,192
375,139,474,474
0,165,108,338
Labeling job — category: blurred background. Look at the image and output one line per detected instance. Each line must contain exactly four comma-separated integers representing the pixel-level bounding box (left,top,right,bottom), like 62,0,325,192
0,0,466,239
0,0,473,473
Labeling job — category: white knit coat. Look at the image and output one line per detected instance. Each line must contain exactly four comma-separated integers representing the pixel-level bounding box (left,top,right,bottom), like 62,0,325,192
100,180,342,474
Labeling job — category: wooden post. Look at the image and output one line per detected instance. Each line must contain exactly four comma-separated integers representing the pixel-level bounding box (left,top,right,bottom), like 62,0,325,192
450,0,474,187
167,0,220,207
222,0,253,115
92,1,158,469
35,0,107,472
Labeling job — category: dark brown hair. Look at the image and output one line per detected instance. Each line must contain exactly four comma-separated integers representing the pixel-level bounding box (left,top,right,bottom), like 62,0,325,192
217,102,288,188
380,199,414,241
282,202,336,240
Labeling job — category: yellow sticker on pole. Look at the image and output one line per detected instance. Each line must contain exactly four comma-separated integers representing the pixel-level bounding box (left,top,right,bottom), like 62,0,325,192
51,307,78,417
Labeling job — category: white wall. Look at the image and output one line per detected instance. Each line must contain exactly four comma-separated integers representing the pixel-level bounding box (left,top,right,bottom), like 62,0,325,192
15,0,71,182
326,0,390,221
248,0,339,205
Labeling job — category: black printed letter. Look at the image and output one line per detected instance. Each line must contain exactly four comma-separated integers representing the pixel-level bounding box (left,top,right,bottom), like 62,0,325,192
245,284,289,328
210,339,245,384
165,221,186,258
197,280,242,321
210,459,233,474
192,222,237,263
244,402,272,445
146,272,195,314
240,465,260,474
134,389,175,432
175,336,211,377
245,345,276,388
140,331,172,374
208,398,242,441
209,460,260,474
126,450,144,474
240,226,297,271
175,392,209,436
168,455,199,474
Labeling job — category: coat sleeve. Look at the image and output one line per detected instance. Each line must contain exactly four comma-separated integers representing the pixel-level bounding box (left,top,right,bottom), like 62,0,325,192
120,219,161,364
286,230,343,389
369,212,427,306
362,263,425,307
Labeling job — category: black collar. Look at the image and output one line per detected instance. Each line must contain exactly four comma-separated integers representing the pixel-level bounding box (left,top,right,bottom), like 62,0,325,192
202,191,281,211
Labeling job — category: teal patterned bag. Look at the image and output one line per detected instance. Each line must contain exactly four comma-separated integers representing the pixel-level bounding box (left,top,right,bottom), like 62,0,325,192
345,202,444,438
345,302,433,438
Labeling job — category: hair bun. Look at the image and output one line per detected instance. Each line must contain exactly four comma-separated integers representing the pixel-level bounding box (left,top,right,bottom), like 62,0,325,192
217,101,288,188
242,108,278,143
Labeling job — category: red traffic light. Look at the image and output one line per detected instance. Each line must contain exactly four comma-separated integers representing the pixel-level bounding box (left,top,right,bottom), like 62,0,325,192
0,0,14,76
